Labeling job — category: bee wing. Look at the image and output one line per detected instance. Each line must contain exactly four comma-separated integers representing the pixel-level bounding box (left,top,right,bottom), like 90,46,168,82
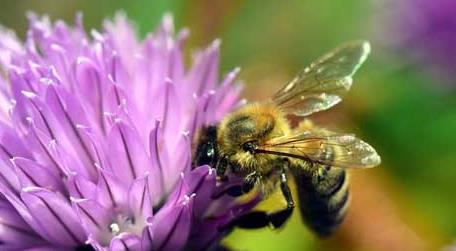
259,130,380,169
272,40,370,116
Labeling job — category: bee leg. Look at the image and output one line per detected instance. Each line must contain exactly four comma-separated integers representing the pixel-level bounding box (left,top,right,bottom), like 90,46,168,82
232,171,294,229
215,157,229,182
243,171,260,193
269,171,294,228
225,171,258,197
230,211,271,229
225,185,243,197
213,168,256,198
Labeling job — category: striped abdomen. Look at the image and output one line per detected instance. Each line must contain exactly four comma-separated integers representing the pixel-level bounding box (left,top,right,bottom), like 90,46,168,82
293,166,349,237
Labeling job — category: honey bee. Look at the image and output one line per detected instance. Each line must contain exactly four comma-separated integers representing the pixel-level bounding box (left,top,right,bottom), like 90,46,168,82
194,40,381,237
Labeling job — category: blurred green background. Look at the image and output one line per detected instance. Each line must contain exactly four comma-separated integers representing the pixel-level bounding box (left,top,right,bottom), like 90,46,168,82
1,1,455,250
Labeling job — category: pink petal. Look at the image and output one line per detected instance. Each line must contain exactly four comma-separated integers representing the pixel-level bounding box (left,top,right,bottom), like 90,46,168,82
71,197,114,245
128,176,153,219
106,120,151,182
12,157,63,192
96,170,128,209
151,195,194,251
21,187,85,246
109,232,141,251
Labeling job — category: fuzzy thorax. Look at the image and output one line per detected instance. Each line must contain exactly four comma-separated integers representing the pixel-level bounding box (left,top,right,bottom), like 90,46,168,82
217,103,291,174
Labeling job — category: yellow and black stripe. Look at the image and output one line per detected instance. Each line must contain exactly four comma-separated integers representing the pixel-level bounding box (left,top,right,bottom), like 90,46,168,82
293,166,349,237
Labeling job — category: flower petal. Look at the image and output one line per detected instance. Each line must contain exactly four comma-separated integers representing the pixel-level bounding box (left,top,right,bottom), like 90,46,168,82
109,232,141,251
151,195,194,251
0,25,23,68
214,68,242,121
0,200,44,247
160,80,181,147
148,120,166,201
12,157,63,192
106,120,151,182
167,132,191,180
66,173,97,199
0,183,51,243
96,170,128,209
128,175,153,219
22,120,66,177
168,28,188,85
103,12,138,80
21,187,85,246
185,165,216,217
186,39,220,96
0,154,20,194
140,226,153,251
188,91,214,138
71,197,113,246
0,122,33,159
72,57,108,133
44,85,97,178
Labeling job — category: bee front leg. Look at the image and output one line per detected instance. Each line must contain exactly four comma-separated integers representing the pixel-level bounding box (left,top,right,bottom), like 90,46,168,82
225,171,259,197
231,169,294,229
215,157,229,182
243,171,260,193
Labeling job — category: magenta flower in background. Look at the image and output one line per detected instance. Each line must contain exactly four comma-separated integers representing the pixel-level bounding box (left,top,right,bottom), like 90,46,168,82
376,0,456,88
0,12,257,251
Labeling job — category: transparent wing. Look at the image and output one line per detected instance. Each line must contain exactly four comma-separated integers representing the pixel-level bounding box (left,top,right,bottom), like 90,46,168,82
272,40,370,116
257,130,381,169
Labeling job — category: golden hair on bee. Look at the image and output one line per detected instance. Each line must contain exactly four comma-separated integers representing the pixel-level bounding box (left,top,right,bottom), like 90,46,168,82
217,103,291,174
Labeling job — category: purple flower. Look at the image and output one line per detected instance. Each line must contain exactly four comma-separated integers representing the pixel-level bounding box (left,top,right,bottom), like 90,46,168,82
0,12,257,251
376,0,456,87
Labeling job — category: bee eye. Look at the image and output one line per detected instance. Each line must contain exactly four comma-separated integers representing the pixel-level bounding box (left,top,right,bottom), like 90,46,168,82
242,141,258,153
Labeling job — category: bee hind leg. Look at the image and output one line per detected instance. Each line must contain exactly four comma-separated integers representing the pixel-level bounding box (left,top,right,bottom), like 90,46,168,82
232,171,294,229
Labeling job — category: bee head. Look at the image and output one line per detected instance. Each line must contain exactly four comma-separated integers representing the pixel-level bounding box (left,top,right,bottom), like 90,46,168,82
217,103,290,171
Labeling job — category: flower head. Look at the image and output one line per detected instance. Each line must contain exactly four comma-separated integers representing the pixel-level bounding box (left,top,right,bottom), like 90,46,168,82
0,13,257,250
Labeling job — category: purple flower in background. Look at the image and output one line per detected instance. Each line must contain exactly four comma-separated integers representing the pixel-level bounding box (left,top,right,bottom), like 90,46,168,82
376,0,456,88
0,12,257,251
